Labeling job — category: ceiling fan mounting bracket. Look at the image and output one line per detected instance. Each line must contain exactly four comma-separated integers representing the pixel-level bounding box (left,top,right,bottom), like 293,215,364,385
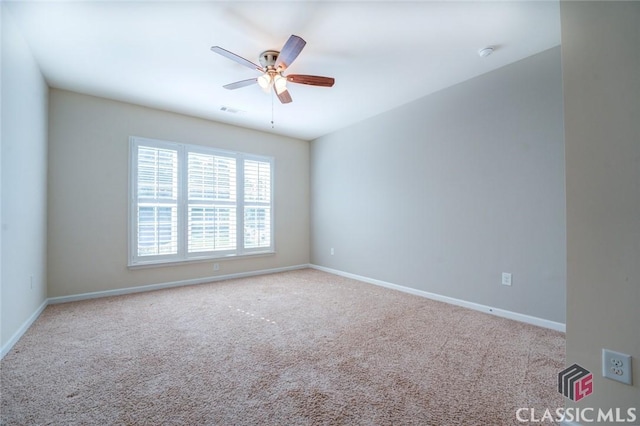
259,50,280,69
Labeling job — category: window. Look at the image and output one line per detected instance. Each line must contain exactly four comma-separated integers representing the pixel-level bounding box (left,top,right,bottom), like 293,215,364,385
129,137,274,266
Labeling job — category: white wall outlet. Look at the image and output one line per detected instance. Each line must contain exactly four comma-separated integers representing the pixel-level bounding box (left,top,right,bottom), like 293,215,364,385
330,248,334,255
501,272,512,286
602,349,632,385
213,263,220,271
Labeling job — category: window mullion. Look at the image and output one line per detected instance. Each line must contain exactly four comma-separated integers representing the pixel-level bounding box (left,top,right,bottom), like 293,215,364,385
237,155,245,255
129,139,137,266
178,144,188,260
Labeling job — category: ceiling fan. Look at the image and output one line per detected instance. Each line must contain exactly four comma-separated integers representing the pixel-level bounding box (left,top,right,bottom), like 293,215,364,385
210,35,335,104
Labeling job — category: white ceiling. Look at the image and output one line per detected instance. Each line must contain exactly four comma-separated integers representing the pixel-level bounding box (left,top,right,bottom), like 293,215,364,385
4,1,561,141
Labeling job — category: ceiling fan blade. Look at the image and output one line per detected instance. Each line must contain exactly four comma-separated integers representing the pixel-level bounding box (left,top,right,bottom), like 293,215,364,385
223,78,258,90
287,74,335,87
275,35,306,72
276,88,293,104
210,46,263,72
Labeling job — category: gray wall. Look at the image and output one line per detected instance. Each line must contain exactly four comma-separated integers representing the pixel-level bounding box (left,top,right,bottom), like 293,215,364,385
561,1,640,410
47,90,309,297
311,47,566,323
1,5,49,351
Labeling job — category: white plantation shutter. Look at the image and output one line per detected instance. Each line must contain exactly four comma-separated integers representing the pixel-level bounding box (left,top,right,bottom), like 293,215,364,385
129,137,274,266
135,146,178,258
244,159,272,249
187,152,237,253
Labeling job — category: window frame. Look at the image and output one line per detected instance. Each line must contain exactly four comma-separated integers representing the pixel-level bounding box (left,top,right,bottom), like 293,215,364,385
128,136,275,267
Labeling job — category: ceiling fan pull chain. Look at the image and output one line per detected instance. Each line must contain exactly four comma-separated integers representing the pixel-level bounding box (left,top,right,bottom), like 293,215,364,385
271,90,275,129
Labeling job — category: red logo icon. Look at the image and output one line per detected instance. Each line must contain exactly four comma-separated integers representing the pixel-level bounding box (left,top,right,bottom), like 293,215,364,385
558,364,593,401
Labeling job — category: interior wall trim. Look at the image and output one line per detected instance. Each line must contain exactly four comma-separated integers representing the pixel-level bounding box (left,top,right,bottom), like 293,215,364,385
310,264,566,332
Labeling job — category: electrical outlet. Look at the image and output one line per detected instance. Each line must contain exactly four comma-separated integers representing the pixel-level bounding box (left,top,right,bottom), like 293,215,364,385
330,248,334,255
602,349,632,385
213,263,220,271
501,272,512,286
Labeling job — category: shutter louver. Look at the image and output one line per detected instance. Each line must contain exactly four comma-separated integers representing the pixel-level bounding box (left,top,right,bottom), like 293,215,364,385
136,146,178,257
244,159,271,249
187,152,237,253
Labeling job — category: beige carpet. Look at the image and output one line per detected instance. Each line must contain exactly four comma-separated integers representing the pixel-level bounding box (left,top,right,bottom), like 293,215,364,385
1,269,564,425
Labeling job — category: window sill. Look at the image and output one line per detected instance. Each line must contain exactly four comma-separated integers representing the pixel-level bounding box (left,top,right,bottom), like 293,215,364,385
127,251,275,270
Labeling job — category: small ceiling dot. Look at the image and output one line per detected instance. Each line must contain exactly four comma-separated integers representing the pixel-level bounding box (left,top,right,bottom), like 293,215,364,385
478,47,495,57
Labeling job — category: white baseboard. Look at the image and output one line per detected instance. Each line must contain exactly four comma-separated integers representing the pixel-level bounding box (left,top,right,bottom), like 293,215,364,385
309,264,566,332
48,264,309,304
1,264,309,360
0,298,48,359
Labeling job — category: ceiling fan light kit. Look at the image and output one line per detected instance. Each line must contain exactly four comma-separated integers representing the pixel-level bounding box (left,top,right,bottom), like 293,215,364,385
257,73,271,90
273,75,287,95
211,35,335,105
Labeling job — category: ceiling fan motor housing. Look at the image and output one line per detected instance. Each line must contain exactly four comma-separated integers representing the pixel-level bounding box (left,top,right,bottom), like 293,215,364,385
259,50,280,69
